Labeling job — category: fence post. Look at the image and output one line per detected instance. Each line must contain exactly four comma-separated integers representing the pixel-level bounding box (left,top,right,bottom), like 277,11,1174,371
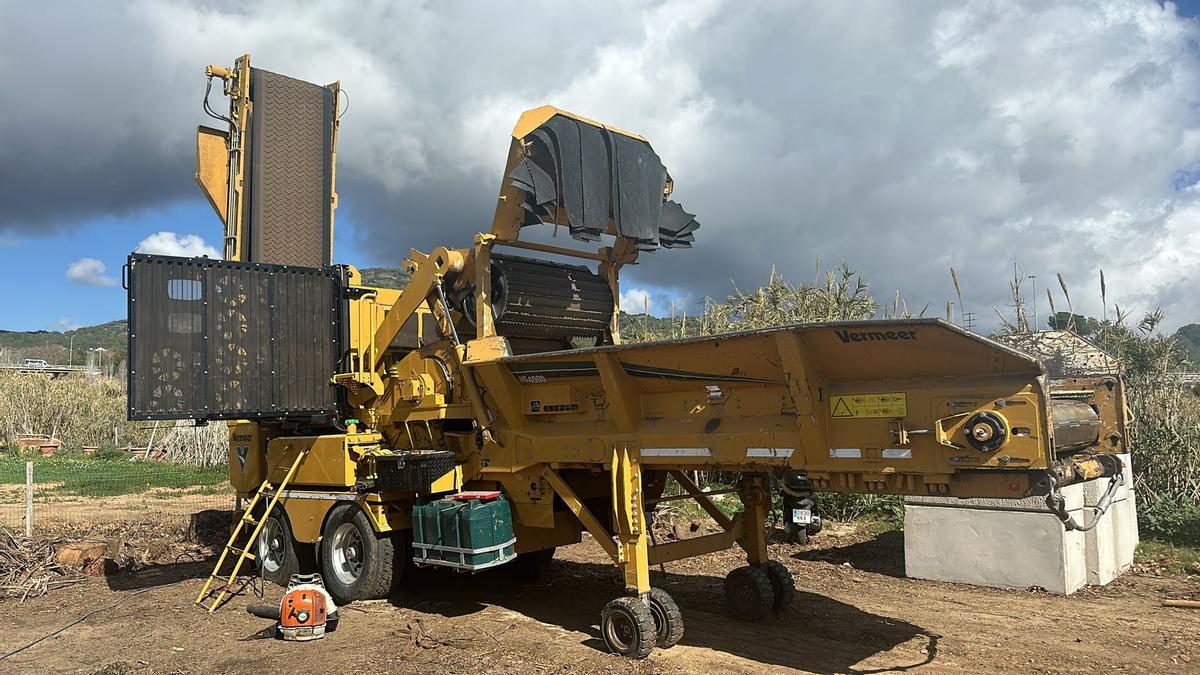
24,461,33,537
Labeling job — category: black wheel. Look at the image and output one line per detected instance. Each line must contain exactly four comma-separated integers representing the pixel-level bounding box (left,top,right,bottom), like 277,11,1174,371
600,596,656,659
762,560,795,613
319,504,401,605
784,520,809,545
255,510,299,587
724,565,774,621
647,588,684,648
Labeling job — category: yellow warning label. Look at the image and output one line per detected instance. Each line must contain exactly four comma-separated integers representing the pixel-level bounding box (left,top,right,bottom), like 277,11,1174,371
830,392,907,418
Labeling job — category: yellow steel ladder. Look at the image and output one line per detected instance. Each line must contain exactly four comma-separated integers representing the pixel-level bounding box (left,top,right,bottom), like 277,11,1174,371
194,447,309,612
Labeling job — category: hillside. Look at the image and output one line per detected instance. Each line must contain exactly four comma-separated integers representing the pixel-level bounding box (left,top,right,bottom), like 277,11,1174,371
0,320,128,365
1176,323,1200,365
359,267,411,288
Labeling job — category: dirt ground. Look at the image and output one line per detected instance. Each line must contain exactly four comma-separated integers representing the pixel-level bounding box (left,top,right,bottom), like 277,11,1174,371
1,522,1198,675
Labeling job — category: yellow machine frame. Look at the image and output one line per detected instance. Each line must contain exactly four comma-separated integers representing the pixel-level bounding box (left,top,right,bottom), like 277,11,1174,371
191,57,1128,659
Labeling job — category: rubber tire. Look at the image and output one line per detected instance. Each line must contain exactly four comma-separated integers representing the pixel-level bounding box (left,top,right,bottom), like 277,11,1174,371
255,510,299,587
762,560,796,614
723,565,774,622
600,596,656,659
319,504,398,606
784,520,809,546
647,588,685,648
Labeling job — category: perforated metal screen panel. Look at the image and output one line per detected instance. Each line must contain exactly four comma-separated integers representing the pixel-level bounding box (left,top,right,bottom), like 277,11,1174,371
127,254,343,421
245,68,335,268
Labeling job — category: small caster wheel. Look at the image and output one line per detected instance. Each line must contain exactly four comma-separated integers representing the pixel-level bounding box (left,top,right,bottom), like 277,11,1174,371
762,560,795,613
647,588,684,648
724,565,774,621
601,596,656,659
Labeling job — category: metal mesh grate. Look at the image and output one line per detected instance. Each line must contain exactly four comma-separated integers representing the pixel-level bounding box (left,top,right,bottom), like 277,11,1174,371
246,68,335,268
127,254,342,421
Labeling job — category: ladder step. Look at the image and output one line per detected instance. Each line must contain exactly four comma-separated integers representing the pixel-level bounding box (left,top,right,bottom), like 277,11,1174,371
241,515,259,526
228,547,256,561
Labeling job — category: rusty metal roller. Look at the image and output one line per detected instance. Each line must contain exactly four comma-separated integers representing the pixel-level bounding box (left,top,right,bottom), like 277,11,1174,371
468,254,614,341
1050,399,1101,453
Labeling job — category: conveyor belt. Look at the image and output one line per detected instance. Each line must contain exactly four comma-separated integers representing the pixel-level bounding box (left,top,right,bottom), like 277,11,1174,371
465,254,614,342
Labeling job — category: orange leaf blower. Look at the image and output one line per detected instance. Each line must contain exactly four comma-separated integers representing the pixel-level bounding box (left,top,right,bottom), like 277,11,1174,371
247,573,340,641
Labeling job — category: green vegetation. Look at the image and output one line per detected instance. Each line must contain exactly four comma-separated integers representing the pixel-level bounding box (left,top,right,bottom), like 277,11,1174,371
1136,539,1200,576
0,372,148,449
359,267,412,289
1139,501,1200,547
1175,323,1200,364
0,451,226,498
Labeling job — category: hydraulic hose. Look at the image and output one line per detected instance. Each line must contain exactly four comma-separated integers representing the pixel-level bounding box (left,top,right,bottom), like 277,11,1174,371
1046,471,1125,532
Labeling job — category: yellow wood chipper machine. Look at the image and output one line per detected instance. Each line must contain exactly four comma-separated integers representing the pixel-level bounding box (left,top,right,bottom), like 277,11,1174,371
125,55,1130,659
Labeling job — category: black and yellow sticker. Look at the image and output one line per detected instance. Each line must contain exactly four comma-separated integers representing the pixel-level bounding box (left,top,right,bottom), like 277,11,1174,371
830,392,907,418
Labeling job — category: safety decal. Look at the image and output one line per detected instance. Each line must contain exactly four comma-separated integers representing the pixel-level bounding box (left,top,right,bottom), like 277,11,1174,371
829,392,907,418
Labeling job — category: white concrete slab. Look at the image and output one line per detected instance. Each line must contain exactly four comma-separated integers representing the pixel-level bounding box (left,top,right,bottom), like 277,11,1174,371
904,503,1088,594
903,461,1138,594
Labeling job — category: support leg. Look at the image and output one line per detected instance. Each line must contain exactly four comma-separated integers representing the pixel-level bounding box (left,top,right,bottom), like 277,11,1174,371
612,446,650,596
600,446,659,658
726,473,794,619
736,473,771,565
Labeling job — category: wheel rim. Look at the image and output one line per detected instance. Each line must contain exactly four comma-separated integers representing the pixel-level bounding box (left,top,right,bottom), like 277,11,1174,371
257,517,284,574
605,610,636,652
331,522,365,585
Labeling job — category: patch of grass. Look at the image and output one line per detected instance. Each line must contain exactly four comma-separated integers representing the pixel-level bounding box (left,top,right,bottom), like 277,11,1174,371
0,453,226,497
1137,539,1200,576
857,515,903,536
150,484,230,499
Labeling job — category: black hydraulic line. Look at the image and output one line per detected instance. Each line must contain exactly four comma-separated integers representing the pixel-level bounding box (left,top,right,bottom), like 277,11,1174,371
1046,471,1125,532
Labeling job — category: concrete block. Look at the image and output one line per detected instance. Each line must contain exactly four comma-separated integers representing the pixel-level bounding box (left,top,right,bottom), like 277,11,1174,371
1111,490,1139,570
903,465,1139,594
904,504,1087,594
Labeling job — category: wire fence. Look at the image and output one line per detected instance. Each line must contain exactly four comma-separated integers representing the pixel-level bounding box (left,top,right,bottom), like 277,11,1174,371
0,453,234,536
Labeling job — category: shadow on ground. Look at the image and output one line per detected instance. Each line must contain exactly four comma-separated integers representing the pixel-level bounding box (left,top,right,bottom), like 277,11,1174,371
104,558,214,592
792,530,906,578
391,553,936,673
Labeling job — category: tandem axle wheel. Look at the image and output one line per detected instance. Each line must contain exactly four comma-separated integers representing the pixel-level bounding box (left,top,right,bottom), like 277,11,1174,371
724,562,796,621
600,587,684,659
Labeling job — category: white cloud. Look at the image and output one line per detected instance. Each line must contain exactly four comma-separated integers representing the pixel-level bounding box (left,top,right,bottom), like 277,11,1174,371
5,1,1200,330
135,232,220,258
620,287,653,315
620,284,691,317
56,317,82,331
66,258,116,287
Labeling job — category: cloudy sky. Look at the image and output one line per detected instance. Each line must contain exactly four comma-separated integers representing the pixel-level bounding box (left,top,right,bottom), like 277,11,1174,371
1,0,1198,334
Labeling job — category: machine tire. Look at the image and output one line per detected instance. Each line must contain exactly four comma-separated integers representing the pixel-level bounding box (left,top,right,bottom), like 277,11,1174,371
723,565,774,622
647,588,684,648
601,596,656,659
255,509,299,587
762,560,796,614
319,504,398,605
784,520,809,546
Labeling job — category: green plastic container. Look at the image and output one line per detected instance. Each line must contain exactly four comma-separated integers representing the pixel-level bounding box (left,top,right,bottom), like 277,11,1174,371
411,493,516,571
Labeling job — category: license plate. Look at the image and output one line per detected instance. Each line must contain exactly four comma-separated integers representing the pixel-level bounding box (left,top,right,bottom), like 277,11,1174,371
792,508,812,525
